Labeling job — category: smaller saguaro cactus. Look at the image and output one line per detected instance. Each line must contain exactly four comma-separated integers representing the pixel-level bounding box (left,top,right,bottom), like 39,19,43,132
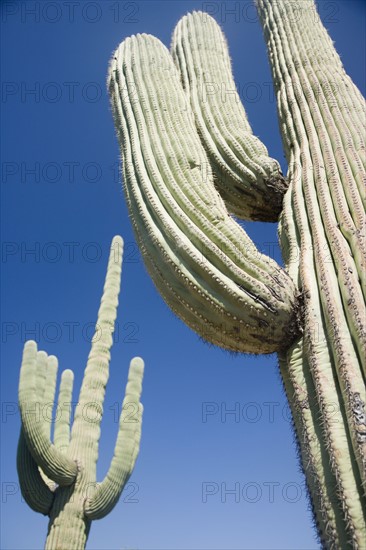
17,235,144,550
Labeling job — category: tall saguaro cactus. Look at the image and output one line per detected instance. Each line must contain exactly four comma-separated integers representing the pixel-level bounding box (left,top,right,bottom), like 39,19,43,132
17,236,144,550
109,1,365,547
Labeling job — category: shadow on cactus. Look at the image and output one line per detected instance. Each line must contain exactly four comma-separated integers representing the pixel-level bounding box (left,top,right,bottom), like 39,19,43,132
109,1,365,548
17,236,144,550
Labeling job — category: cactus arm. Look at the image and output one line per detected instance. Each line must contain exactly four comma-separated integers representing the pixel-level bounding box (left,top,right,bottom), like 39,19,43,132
84,357,144,520
34,351,57,441
35,351,48,399
69,236,123,478
18,340,78,485
54,369,74,453
171,11,287,222
108,34,300,355
256,0,366,544
31,351,58,491
16,429,55,515
34,352,60,489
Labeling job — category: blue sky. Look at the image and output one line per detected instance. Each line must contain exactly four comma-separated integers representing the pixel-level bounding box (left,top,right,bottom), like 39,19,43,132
1,1,365,549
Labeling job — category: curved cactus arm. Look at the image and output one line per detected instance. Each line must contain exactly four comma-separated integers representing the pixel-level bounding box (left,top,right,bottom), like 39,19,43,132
69,236,123,478
84,357,144,520
18,341,78,486
256,0,366,544
54,369,74,453
108,34,300,355
16,429,55,515
171,11,287,222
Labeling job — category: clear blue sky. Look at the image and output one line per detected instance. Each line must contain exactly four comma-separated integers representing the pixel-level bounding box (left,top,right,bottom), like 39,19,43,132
1,1,365,549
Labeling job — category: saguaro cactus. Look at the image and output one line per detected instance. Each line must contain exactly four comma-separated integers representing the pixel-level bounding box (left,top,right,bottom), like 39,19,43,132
108,1,365,547
17,236,144,550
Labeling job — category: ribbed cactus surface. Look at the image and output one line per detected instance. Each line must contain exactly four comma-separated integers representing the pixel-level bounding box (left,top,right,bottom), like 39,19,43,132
17,236,144,550
256,2,366,546
109,1,365,548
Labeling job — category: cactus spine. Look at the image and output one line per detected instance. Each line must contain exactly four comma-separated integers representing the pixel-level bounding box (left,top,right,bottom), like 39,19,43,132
109,1,365,547
17,236,144,550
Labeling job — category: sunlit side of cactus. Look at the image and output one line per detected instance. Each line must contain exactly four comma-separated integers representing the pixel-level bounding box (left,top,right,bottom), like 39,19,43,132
17,236,144,550
108,1,365,547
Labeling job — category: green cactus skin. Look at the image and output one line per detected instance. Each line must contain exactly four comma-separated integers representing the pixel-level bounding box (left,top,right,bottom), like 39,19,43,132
108,1,366,547
171,11,288,222
17,236,144,550
108,34,300,355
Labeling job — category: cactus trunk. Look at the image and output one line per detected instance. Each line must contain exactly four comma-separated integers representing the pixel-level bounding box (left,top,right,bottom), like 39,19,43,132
256,1,365,545
45,486,91,550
